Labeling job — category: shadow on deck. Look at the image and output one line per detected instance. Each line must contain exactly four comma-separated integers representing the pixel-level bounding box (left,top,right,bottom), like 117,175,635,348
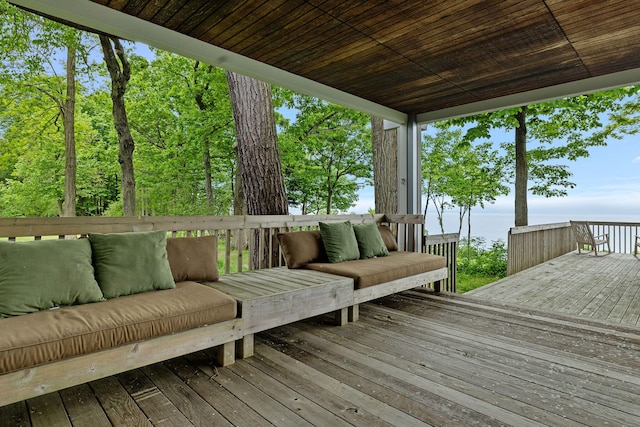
2,289,638,426
469,251,640,327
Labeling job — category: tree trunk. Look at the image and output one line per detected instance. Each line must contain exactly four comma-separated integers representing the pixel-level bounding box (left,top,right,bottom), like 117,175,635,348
232,143,248,251
226,72,288,216
62,43,76,217
467,205,472,246
514,106,528,227
232,144,247,216
226,71,288,268
326,180,333,215
100,35,136,216
372,116,398,214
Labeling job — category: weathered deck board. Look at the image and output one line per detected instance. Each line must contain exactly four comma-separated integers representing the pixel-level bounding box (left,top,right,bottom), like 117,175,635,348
163,357,272,427
469,251,640,326
3,291,639,426
59,385,112,427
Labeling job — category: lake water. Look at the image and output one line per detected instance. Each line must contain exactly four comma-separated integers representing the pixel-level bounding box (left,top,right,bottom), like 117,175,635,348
425,211,640,246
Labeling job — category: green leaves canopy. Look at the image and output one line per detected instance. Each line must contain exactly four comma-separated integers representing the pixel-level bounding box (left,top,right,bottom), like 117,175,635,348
279,94,372,214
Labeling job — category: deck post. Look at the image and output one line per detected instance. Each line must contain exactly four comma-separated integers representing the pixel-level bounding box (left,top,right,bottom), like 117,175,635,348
236,334,254,359
334,307,349,326
216,341,236,366
393,115,421,216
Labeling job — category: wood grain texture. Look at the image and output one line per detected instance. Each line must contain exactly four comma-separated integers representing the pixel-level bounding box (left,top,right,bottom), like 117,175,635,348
0,318,242,407
4,291,640,426
85,0,640,115
206,267,353,334
353,267,449,304
470,251,640,326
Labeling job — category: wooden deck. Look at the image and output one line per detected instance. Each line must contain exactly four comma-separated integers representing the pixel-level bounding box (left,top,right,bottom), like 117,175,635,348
2,290,638,426
469,251,640,327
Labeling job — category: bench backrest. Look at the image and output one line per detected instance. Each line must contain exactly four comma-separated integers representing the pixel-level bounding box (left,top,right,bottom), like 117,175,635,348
0,214,425,272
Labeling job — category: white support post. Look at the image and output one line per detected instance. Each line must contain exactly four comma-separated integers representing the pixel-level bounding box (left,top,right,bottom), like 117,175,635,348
406,114,422,216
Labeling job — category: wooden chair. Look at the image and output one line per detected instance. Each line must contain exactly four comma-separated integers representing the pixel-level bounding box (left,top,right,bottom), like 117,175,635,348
570,221,611,256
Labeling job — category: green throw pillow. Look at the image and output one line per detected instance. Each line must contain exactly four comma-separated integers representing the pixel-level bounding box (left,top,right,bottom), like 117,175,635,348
0,239,104,317
353,223,390,259
89,230,175,298
319,221,360,263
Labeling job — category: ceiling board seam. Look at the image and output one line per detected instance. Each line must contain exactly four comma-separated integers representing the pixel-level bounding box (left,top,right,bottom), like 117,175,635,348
306,1,481,106
543,0,589,76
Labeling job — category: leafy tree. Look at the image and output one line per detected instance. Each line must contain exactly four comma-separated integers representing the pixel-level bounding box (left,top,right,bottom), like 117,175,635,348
422,129,455,234
0,2,94,216
422,128,508,237
77,91,121,215
125,52,235,215
279,94,371,214
597,91,640,141
192,61,235,210
448,141,509,243
0,81,105,216
441,87,639,226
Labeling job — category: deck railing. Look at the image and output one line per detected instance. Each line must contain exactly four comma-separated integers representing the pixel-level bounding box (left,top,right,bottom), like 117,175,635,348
0,214,456,291
507,222,573,275
507,220,640,275
587,221,640,254
424,233,458,292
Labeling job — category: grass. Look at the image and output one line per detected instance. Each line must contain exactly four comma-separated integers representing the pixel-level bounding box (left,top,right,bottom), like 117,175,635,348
13,235,58,242
217,241,249,274
456,273,501,294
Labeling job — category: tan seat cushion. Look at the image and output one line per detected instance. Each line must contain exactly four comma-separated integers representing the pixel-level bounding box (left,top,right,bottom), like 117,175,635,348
0,281,237,374
304,251,446,289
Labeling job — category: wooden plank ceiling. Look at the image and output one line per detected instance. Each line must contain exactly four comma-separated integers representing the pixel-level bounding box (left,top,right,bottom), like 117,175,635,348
86,1,640,115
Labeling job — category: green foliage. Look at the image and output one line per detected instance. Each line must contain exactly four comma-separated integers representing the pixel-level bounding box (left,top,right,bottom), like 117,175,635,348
422,129,509,234
0,17,238,217
457,237,507,278
279,93,371,214
456,237,507,294
598,89,640,140
439,87,640,199
120,50,236,216
456,273,501,294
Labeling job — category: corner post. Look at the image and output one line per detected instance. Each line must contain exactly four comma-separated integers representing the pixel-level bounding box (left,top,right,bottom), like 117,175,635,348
394,114,422,249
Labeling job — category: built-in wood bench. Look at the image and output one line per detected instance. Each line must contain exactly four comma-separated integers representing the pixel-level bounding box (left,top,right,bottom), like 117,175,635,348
0,214,456,406
205,267,353,358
